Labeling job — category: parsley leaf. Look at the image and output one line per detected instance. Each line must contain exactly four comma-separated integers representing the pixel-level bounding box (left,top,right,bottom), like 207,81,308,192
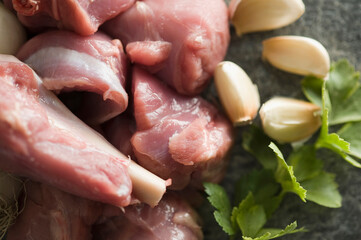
242,126,277,170
232,192,267,238
338,122,361,159
246,222,306,240
289,145,342,208
234,169,282,218
204,182,236,235
269,143,307,202
314,79,361,168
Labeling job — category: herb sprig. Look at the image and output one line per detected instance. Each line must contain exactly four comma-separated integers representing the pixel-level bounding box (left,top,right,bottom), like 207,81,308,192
204,59,360,239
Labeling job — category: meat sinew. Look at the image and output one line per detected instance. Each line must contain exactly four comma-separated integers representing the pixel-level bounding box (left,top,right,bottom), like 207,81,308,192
17,30,128,125
103,0,230,95
7,181,106,240
93,192,203,240
0,55,168,207
5,0,135,35
131,67,233,190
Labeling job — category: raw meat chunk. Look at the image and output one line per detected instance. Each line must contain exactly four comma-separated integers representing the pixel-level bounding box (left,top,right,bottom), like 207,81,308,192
7,181,108,240
5,0,135,35
93,192,203,240
103,0,230,95
17,31,128,124
131,67,233,189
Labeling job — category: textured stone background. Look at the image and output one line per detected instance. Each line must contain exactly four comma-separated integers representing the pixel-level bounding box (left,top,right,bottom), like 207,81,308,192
202,0,361,239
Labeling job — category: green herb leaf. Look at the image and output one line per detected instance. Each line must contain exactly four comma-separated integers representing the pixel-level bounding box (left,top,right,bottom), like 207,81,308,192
302,75,323,108
338,122,361,159
315,80,361,168
243,126,277,170
289,145,342,208
234,169,282,218
204,182,236,235
243,221,305,240
232,192,267,238
269,143,307,202
325,60,361,125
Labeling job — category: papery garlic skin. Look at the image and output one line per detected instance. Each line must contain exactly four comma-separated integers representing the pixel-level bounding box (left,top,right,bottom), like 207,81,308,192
214,61,260,126
260,97,321,143
229,0,305,35
262,36,330,78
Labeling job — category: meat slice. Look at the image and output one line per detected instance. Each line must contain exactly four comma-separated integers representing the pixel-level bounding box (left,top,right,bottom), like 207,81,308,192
0,55,167,207
17,31,128,125
7,181,108,240
131,67,233,189
5,0,135,35
93,192,203,240
103,0,230,95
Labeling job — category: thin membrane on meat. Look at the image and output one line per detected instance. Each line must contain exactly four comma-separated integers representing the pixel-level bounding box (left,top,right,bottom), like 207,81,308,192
103,0,230,95
17,31,129,124
5,0,135,35
131,67,233,190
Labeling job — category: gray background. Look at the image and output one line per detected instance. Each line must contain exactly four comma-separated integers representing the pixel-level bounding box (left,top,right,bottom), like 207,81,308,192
203,0,361,239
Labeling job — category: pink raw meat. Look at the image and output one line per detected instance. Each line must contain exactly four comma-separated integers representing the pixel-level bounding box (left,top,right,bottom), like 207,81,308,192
17,31,128,124
5,0,135,35
0,55,132,207
7,181,110,240
93,192,203,240
131,67,233,189
103,0,230,95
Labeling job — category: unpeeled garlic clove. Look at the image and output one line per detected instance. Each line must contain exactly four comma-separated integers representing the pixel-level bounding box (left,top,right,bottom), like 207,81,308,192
259,97,321,143
214,61,260,126
229,0,305,35
262,36,330,78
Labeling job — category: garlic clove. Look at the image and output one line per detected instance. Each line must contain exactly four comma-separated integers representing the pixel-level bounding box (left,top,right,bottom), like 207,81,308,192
214,61,260,126
262,36,330,78
259,97,322,143
229,0,305,35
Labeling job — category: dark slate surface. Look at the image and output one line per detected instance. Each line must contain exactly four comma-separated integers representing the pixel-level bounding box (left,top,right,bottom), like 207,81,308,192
202,0,361,239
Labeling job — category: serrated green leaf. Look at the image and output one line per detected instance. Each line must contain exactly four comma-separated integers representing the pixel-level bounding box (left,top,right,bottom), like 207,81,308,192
204,183,236,235
242,126,277,170
269,143,307,202
232,192,267,238
338,122,361,159
326,60,361,125
288,145,342,208
301,172,342,208
234,169,282,218
243,221,305,240
288,145,323,182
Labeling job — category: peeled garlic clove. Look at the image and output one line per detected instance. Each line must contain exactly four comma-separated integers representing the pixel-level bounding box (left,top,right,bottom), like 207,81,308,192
260,97,321,143
214,61,260,126
262,36,330,78
229,0,305,35
0,3,27,55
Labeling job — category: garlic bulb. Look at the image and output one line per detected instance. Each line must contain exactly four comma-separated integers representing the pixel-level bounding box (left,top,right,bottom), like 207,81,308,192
214,61,260,125
260,97,322,143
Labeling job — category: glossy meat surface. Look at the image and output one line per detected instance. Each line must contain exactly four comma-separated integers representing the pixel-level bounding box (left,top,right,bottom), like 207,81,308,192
131,67,233,189
6,0,135,35
93,192,203,240
0,55,132,207
103,0,230,95
17,30,128,124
